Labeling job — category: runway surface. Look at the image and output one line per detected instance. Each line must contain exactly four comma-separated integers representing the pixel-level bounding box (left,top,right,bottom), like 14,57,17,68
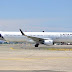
0,44,72,72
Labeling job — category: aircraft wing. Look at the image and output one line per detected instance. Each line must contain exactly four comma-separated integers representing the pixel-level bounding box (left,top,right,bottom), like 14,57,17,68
25,35,44,42
19,29,45,42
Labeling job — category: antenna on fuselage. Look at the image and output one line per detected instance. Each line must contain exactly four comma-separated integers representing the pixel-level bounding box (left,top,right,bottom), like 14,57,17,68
43,31,44,32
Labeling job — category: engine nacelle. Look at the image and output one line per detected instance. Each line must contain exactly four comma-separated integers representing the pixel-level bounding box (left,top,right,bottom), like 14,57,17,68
43,40,53,45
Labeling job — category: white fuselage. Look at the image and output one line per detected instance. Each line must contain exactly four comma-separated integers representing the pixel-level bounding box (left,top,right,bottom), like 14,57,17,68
1,31,72,43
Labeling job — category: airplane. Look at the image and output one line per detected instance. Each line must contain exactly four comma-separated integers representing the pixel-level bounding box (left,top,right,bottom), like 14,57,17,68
0,29,72,47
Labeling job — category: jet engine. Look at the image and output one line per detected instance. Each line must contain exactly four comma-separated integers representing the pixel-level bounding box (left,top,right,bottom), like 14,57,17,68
43,40,53,45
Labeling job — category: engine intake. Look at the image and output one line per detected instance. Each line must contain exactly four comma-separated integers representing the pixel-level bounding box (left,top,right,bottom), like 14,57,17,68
43,40,53,45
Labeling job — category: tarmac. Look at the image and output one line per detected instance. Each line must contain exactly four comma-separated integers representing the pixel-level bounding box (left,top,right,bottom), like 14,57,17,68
0,44,72,72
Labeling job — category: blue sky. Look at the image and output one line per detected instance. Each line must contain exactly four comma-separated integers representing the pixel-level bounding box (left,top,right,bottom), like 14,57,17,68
0,0,72,32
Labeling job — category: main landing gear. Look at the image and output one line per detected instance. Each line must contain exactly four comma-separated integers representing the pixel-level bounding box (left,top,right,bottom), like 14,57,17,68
35,43,39,47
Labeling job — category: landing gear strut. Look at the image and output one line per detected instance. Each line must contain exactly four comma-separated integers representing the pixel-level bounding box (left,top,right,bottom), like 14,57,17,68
35,43,39,47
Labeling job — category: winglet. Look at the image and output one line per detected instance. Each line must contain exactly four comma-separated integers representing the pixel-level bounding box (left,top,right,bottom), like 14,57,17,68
19,29,25,35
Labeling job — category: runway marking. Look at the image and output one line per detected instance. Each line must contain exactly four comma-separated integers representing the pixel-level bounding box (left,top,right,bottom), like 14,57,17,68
10,47,72,51
10,47,16,50
46,48,72,51
0,57,72,60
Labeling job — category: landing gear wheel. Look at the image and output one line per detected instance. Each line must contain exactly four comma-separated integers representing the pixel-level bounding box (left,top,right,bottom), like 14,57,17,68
35,44,39,47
